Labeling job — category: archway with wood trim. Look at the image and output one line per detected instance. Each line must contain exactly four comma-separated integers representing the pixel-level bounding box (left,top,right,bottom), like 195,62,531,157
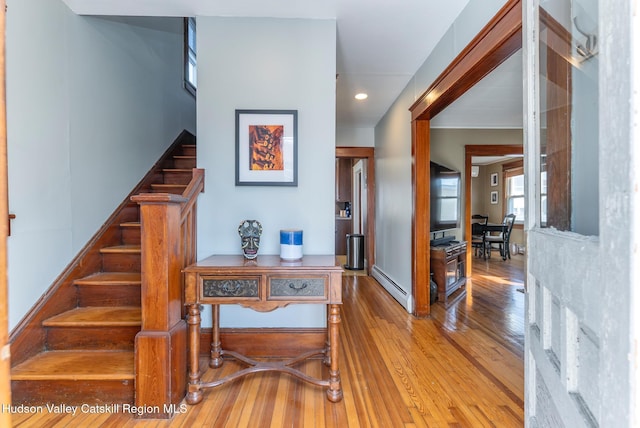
409,0,522,317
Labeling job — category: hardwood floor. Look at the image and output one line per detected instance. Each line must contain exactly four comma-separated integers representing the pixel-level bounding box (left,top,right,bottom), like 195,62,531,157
10,256,524,427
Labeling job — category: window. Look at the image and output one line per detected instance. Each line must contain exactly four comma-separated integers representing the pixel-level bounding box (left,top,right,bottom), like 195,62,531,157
538,2,599,235
184,17,196,96
506,172,524,223
504,161,524,223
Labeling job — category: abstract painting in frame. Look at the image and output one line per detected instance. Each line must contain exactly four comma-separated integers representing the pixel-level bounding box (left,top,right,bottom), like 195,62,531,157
235,110,298,186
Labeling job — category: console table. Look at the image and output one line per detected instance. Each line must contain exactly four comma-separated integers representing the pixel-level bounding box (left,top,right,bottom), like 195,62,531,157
430,241,467,306
183,254,344,404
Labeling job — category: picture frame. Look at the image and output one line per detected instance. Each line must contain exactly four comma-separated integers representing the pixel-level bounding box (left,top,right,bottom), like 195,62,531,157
490,172,498,187
235,109,298,186
490,190,499,204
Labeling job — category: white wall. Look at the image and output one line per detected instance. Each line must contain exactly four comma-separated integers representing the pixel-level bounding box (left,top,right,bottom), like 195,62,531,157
336,127,374,147
373,0,508,307
68,16,196,248
196,17,336,328
6,0,196,329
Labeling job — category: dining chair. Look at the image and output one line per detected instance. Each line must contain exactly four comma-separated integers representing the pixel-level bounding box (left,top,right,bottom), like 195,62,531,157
471,214,489,258
485,213,516,260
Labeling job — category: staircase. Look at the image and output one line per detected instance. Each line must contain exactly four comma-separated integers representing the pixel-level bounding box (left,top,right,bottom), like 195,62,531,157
10,132,197,406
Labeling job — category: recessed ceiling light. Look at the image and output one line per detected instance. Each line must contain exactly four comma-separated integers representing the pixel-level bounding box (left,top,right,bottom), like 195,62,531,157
354,93,368,100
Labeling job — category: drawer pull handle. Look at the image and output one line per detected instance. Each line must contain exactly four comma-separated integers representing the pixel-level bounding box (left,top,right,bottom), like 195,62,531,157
289,282,308,290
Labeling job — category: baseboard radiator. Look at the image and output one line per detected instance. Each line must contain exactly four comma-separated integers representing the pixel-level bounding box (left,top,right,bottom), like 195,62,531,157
370,265,413,313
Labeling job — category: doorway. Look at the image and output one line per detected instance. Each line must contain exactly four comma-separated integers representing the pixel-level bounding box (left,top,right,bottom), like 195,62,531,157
335,147,375,272
409,0,522,316
352,159,365,235
464,144,523,274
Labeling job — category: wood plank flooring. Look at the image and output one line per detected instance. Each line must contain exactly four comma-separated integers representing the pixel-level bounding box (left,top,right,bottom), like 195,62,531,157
10,255,525,427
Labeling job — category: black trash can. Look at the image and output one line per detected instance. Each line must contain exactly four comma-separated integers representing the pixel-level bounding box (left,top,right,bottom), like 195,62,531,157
345,234,365,270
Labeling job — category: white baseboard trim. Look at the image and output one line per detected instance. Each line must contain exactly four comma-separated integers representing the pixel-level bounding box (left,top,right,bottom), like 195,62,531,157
370,265,413,313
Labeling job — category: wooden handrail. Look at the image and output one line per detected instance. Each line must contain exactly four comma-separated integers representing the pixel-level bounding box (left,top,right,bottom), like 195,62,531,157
180,168,204,221
131,167,204,418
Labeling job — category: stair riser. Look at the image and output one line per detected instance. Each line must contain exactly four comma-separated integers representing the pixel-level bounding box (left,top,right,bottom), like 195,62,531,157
77,285,141,307
150,187,186,195
172,158,196,169
120,204,140,223
101,254,141,272
180,145,196,156
163,171,193,184
11,379,134,406
46,327,138,351
121,228,141,245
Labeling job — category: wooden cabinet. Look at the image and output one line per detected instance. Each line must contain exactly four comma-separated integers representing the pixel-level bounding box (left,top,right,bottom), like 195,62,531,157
430,242,467,306
335,158,352,202
335,158,353,255
335,218,352,255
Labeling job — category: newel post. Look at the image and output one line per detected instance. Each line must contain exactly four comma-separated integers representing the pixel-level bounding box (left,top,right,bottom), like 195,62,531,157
130,193,188,419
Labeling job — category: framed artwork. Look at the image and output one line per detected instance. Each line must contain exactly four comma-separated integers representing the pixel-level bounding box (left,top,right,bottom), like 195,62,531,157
235,110,298,186
490,172,498,187
490,190,499,204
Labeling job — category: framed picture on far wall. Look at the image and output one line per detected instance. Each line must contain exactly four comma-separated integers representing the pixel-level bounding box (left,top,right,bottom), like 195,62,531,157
490,190,499,204
490,172,498,186
235,109,298,186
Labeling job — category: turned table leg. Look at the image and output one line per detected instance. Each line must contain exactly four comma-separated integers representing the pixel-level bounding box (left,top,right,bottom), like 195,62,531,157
323,304,331,367
186,304,202,405
210,304,224,368
326,303,343,402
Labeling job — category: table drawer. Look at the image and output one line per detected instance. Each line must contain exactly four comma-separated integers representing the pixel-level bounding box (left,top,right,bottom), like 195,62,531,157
268,276,327,300
202,276,261,299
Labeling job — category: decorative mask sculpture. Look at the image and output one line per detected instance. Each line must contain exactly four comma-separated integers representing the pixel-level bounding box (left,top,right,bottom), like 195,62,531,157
238,220,263,259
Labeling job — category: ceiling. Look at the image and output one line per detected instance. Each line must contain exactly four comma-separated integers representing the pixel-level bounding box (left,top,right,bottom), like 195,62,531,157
432,49,523,129
61,0,522,130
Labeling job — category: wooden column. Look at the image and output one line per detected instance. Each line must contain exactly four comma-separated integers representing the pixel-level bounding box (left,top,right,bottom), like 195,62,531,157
0,1,11,425
412,119,431,317
131,194,188,418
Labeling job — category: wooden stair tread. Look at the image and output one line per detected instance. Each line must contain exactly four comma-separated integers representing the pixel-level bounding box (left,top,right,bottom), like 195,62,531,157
11,351,134,380
151,183,188,188
75,272,141,286
43,307,141,327
173,155,195,159
99,245,140,254
119,221,140,228
151,183,187,189
162,168,192,173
